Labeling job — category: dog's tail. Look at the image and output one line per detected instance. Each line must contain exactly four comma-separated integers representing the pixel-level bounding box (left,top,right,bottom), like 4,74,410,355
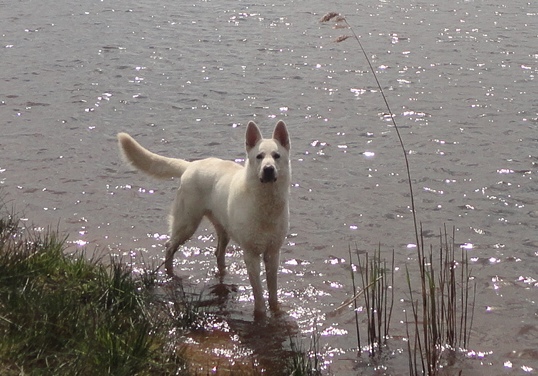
117,133,189,179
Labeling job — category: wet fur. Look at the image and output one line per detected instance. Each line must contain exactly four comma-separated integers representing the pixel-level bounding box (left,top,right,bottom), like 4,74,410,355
117,121,291,317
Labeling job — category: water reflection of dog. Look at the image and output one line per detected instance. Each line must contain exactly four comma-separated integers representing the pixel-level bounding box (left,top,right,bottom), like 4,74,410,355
162,276,305,374
227,311,301,373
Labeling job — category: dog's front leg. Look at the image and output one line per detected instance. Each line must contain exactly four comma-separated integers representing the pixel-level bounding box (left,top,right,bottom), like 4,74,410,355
264,250,280,313
244,251,266,318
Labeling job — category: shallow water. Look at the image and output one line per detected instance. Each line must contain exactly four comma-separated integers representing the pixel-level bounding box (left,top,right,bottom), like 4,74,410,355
1,0,537,374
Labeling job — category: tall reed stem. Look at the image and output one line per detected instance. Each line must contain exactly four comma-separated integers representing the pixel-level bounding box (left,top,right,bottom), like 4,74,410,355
321,12,476,374
332,15,421,253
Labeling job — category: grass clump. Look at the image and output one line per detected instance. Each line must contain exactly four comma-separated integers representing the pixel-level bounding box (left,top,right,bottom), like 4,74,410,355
406,226,475,375
286,330,322,376
356,247,394,356
0,209,186,375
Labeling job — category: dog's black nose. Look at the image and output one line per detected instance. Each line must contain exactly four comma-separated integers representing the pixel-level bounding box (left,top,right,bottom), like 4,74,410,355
261,165,276,183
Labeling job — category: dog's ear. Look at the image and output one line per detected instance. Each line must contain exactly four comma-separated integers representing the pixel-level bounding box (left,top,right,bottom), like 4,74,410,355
245,121,262,151
273,120,290,151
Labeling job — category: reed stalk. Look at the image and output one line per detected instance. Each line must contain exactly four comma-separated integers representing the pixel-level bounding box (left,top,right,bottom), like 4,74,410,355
354,247,394,356
348,246,361,350
406,228,475,374
321,12,476,373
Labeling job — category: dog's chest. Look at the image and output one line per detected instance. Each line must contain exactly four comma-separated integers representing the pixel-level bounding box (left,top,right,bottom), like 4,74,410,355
246,202,287,233
230,194,289,252
240,224,287,254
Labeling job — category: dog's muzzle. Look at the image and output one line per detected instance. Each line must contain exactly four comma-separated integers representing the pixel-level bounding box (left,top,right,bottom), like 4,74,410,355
260,165,277,183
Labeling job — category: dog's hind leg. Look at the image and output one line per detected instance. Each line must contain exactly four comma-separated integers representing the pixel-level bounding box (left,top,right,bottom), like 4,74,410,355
164,239,182,278
164,195,204,278
207,216,230,275
215,228,230,275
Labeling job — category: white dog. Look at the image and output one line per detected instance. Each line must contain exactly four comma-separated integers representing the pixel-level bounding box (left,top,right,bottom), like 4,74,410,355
117,121,291,317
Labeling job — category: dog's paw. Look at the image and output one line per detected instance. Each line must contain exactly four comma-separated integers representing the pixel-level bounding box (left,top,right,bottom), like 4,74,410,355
269,301,284,316
254,308,267,321
215,266,227,279
165,273,183,285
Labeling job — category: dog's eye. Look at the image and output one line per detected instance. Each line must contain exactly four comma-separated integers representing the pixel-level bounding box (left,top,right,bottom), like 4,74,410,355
272,152,281,159
256,153,264,160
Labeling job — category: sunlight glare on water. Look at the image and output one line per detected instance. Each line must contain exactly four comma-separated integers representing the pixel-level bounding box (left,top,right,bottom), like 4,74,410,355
0,0,537,374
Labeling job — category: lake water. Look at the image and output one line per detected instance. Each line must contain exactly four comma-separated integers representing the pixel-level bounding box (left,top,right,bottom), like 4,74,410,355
1,0,537,374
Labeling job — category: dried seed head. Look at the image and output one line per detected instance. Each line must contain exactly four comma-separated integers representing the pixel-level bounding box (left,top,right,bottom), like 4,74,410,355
335,35,352,43
320,12,340,23
333,23,348,30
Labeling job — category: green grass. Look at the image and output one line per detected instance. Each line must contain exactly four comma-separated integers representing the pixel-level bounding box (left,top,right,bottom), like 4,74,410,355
286,334,322,376
0,209,186,375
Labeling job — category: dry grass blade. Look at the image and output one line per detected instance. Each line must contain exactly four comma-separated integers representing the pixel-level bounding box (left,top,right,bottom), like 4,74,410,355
319,12,340,23
327,277,381,318
335,35,352,43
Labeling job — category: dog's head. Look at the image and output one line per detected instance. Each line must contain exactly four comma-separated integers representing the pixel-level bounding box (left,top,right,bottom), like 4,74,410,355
245,120,290,184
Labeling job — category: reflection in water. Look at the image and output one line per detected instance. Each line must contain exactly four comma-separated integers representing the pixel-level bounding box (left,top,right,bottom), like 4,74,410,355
162,278,305,375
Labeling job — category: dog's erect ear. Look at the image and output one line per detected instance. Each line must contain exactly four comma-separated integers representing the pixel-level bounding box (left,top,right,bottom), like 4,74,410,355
245,121,263,151
272,120,290,151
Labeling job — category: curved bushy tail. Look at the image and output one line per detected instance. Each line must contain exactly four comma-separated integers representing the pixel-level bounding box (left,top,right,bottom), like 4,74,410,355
117,133,189,179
